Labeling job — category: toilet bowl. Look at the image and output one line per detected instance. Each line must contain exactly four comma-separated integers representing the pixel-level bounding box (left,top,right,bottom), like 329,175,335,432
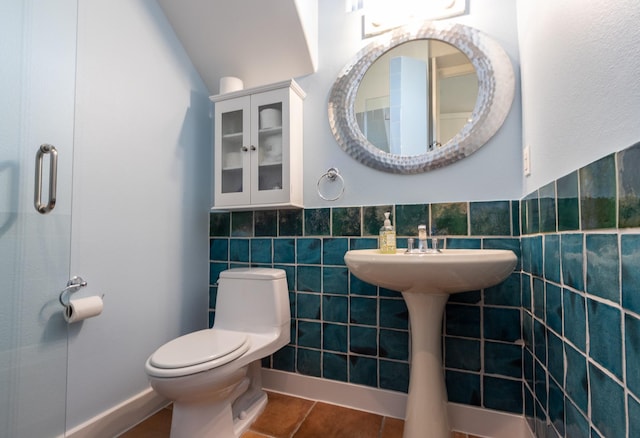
145,268,290,438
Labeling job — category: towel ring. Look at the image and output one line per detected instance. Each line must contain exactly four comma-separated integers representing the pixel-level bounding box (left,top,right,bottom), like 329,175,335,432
317,167,345,201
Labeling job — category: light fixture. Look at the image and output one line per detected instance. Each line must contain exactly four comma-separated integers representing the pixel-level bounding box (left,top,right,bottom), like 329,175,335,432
363,0,467,37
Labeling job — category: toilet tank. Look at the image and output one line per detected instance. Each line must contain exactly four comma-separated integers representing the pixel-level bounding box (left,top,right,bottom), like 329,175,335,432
215,268,290,333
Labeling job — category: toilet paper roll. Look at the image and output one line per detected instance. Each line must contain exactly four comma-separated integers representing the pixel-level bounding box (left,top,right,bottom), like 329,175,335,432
64,296,104,323
259,108,282,129
219,76,244,94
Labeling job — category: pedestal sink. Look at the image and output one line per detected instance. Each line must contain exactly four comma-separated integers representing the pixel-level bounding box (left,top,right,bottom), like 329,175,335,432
344,248,517,438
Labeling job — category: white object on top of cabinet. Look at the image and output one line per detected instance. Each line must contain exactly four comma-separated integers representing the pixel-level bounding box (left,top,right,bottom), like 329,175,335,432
210,79,305,210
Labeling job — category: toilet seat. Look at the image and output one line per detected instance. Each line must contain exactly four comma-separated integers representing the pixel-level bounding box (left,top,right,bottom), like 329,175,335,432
146,329,250,378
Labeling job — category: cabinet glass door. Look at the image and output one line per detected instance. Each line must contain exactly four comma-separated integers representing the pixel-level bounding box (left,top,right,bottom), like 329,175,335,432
220,109,244,194
257,103,283,192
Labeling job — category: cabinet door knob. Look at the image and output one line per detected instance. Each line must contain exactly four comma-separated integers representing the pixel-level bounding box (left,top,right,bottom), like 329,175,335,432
250,145,256,151
241,146,249,152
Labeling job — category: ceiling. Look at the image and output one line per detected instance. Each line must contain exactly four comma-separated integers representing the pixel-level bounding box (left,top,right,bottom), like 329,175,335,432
157,0,318,94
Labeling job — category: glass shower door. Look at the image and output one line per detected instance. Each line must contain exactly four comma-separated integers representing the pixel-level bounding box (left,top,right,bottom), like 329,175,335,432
0,0,77,436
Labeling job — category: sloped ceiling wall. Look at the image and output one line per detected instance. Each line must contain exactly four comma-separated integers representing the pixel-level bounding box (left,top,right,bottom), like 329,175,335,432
157,0,318,94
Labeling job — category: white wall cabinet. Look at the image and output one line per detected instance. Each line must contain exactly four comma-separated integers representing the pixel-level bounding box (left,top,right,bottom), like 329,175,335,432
211,80,305,210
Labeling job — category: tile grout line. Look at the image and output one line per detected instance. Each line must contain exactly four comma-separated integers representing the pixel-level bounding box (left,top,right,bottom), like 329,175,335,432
287,400,317,438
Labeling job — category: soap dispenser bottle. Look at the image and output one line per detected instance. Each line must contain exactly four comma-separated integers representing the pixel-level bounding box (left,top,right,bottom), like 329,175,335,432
379,212,397,254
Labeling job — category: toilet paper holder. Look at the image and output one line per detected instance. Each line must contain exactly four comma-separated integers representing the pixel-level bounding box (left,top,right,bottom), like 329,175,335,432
58,276,88,308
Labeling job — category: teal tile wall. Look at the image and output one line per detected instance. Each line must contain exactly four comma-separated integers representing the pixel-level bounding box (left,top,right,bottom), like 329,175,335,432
521,141,640,438
208,141,640,434
209,200,522,412
618,143,640,228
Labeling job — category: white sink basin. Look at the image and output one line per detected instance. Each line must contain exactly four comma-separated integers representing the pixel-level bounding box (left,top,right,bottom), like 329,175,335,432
344,247,517,438
344,248,517,294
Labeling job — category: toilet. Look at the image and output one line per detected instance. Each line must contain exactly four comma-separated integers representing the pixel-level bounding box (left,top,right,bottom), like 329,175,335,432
145,268,290,438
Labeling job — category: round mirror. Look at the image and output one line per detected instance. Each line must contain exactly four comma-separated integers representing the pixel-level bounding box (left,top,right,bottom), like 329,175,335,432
356,39,478,154
328,21,515,174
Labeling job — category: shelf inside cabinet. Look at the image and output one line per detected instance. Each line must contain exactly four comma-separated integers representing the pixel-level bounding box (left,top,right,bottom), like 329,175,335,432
258,126,282,135
259,161,283,167
222,131,243,139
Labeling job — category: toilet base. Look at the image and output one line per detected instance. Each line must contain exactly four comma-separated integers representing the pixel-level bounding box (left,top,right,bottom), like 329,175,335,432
168,362,269,438
169,390,268,438
232,391,268,436
231,361,269,436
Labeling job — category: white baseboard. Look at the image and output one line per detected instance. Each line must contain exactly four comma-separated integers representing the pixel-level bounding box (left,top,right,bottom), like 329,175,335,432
65,371,533,438
448,402,534,438
261,368,407,419
262,369,533,438
66,387,168,438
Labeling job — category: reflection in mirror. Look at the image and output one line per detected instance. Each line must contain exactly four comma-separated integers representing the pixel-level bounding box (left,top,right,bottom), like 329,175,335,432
355,40,478,155
328,21,515,174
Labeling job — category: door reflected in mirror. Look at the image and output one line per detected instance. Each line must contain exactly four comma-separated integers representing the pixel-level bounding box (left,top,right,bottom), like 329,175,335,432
355,40,478,155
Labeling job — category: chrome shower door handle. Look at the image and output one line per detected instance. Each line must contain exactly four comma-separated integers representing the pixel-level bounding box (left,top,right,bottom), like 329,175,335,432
34,143,58,214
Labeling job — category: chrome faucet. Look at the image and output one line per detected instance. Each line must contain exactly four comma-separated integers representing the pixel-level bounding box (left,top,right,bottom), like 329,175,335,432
404,225,442,254
418,225,428,252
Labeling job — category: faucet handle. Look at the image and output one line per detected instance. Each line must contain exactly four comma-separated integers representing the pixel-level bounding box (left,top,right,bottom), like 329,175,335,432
406,238,415,253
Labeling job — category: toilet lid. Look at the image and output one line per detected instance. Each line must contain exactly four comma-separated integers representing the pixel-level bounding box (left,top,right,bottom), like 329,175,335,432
149,329,249,369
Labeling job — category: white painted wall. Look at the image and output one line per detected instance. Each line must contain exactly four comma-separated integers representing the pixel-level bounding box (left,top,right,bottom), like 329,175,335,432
298,0,522,207
517,0,640,194
294,0,319,72
67,0,211,430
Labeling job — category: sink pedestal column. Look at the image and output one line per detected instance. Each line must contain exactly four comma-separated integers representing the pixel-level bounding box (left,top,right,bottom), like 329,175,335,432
401,292,450,438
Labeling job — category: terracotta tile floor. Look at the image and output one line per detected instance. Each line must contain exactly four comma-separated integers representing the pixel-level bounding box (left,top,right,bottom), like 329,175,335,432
121,391,481,438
